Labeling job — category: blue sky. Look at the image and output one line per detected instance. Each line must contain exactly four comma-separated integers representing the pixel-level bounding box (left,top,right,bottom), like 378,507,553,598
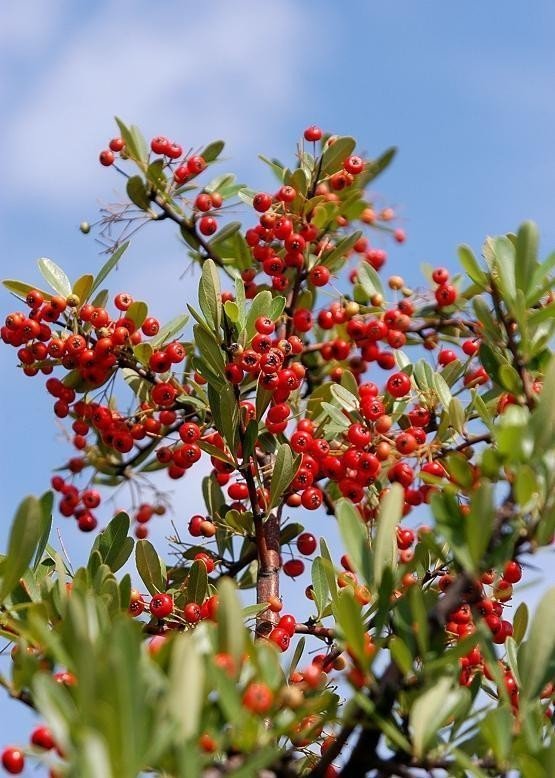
1,0,554,756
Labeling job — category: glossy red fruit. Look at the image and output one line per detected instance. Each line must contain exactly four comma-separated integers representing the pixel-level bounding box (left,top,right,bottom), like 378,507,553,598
198,216,217,236
386,372,411,398
184,602,202,624
31,725,55,750
435,283,457,307
150,593,173,619
344,155,364,175
278,613,297,636
1,748,24,774
99,149,115,166
283,559,305,577
304,125,323,142
297,532,317,555
309,265,331,287
269,627,291,652
503,560,522,584
253,192,273,212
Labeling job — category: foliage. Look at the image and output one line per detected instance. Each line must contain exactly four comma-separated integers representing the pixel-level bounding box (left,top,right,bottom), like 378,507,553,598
0,120,554,777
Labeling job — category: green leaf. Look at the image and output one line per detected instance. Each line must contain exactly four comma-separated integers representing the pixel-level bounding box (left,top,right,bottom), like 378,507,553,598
321,136,356,175
194,325,226,377
473,298,501,345
498,363,522,394
32,673,74,755
258,154,286,182
519,587,555,700
448,397,466,435
200,139,225,163
0,496,43,600
145,158,166,188
320,537,338,599
91,242,129,294
2,279,52,302
491,235,517,303
255,380,273,421
126,300,148,329
37,258,72,297
515,220,538,298
219,384,240,454
33,491,53,570
115,117,145,163
410,677,467,759
198,258,222,331
433,372,452,409
336,498,372,586
356,260,385,298
224,300,239,323
358,146,397,186
333,588,366,665
458,244,488,287
269,295,286,322
311,557,329,618
94,512,133,573
321,231,363,271
515,465,538,507
72,273,94,302
465,481,494,569
126,175,151,211
135,539,165,595
246,290,273,340
149,312,189,348
269,444,300,511
186,560,208,605
373,483,403,586
209,221,242,251
217,578,245,666
480,707,513,766
330,383,359,413
389,636,413,676
512,601,529,645
167,634,204,740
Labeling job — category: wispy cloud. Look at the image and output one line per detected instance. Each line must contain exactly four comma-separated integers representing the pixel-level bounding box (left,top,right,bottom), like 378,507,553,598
2,0,307,201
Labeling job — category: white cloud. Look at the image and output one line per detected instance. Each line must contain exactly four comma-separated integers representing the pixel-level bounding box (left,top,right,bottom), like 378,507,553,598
3,0,307,201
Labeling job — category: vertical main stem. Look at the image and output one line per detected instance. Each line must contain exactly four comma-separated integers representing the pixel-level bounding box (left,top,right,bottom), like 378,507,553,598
254,512,281,636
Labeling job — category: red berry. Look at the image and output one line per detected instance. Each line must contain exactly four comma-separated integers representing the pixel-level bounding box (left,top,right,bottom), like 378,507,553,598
187,155,206,175
150,593,173,619
503,560,522,584
31,725,55,750
109,137,125,152
242,682,273,714
99,149,115,166
166,142,183,159
435,283,457,307
184,602,202,624
309,266,331,287
386,372,411,398
304,125,323,142
344,155,364,175
1,748,24,774
438,349,457,366
297,532,317,556
151,136,169,155
283,559,305,577
432,267,449,284
277,614,297,636
198,216,218,236
253,192,273,213
269,627,290,652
